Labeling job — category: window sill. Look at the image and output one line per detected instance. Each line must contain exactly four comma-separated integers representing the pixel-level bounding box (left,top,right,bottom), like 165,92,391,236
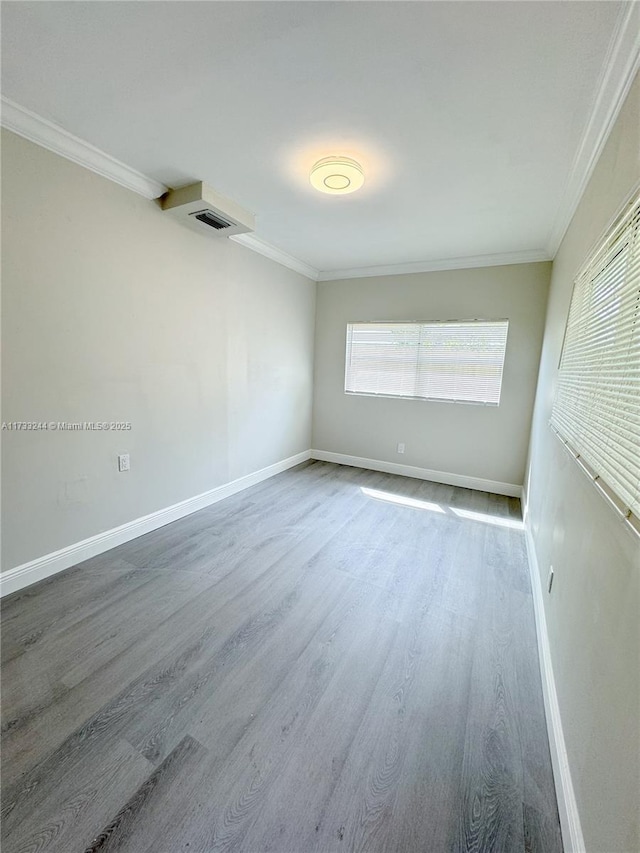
344,391,499,407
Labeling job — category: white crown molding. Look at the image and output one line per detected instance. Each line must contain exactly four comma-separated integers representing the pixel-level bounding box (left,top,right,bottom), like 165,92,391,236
316,249,551,282
230,233,319,281
546,2,640,258
9,12,638,288
0,96,320,281
0,450,311,597
1,96,168,200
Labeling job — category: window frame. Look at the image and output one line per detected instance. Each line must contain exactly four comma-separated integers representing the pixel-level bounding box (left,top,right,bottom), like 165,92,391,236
344,318,510,407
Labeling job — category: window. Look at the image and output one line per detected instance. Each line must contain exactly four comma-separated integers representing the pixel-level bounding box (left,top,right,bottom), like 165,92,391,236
344,320,509,405
551,192,640,522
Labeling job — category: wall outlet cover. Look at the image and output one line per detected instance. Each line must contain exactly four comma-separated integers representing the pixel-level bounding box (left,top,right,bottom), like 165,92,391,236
118,454,130,472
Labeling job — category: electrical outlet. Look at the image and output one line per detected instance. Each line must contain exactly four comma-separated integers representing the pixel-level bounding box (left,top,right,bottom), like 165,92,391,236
118,453,130,473
397,442,405,454
548,566,554,593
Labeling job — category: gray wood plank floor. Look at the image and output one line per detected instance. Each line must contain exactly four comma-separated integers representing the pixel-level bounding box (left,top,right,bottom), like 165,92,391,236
1,461,563,853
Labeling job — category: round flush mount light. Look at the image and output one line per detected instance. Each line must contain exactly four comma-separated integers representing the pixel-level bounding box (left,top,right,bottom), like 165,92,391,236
310,156,365,195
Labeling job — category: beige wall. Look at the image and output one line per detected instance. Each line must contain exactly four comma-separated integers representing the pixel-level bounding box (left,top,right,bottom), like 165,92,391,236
525,72,640,853
312,263,550,488
1,130,316,571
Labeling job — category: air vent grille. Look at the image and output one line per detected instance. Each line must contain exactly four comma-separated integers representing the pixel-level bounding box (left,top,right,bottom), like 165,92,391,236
162,182,254,238
190,209,232,230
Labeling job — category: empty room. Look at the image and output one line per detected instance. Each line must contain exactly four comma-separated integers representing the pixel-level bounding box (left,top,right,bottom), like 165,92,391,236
1,2,638,852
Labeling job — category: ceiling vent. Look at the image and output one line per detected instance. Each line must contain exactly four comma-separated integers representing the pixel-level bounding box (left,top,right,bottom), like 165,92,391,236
161,181,254,238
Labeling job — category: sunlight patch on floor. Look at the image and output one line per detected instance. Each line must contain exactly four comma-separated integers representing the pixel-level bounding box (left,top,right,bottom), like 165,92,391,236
360,486,523,530
449,507,523,530
360,487,445,514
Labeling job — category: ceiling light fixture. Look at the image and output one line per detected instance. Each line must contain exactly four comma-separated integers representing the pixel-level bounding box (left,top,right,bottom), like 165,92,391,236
310,156,364,195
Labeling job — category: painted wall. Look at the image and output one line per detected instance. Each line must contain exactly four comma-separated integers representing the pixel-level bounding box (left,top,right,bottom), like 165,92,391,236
524,72,640,853
312,263,550,490
1,130,316,572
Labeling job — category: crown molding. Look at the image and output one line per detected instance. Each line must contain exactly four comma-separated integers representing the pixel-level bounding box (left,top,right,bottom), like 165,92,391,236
0,96,319,280
0,95,319,280
0,96,167,200
231,233,319,280
316,249,551,282
546,1,640,258
8,8,637,288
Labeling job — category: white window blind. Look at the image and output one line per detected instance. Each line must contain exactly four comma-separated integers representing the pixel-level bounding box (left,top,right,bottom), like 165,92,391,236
344,320,509,405
551,192,640,520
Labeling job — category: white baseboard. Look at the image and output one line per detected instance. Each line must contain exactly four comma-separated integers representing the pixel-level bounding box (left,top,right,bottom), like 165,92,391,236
310,450,521,497
0,450,311,598
522,499,585,853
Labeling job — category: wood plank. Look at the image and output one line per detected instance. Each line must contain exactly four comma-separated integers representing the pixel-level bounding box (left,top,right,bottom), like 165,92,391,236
523,801,564,853
120,561,356,765
455,568,529,852
157,587,400,852
1,557,140,664
1,462,562,853
83,736,208,853
2,736,153,853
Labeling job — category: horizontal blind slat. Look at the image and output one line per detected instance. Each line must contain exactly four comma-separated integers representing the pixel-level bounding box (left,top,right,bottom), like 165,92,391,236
551,193,640,518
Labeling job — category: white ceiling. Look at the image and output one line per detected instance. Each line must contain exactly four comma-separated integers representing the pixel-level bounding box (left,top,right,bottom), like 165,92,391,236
1,1,636,277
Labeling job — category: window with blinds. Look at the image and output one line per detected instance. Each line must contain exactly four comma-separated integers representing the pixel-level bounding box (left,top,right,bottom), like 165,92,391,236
344,320,509,405
551,192,640,522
